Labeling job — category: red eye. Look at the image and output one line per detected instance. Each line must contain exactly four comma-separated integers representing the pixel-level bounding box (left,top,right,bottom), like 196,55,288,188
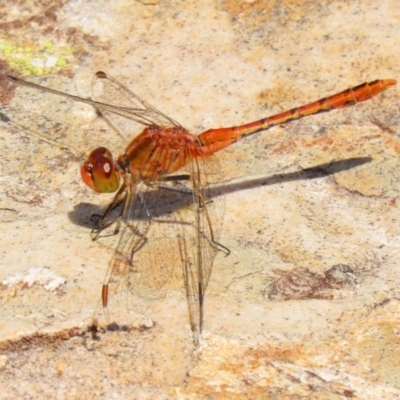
81,147,120,193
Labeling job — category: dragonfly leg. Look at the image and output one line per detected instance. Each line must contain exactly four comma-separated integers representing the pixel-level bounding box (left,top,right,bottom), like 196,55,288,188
91,184,127,240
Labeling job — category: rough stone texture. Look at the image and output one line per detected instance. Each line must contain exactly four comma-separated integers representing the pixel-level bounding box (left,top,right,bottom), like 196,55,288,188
0,0,399,398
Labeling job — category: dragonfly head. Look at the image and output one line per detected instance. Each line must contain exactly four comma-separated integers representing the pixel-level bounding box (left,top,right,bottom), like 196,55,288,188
81,147,120,193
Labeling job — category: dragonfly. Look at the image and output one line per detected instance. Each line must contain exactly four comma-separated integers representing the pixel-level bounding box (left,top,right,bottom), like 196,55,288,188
7,72,396,344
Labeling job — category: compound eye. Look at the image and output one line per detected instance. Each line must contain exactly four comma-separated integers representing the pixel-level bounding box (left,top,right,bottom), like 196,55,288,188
80,147,120,193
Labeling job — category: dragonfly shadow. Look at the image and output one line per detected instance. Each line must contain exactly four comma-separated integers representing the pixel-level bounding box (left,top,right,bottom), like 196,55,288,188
68,202,108,229
213,156,373,198
68,156,372,229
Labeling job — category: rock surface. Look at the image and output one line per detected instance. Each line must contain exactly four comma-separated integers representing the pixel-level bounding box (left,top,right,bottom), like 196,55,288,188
0,0,399,398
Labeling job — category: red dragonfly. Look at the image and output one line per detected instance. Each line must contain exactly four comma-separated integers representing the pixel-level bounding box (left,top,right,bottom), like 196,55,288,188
7,72,396,344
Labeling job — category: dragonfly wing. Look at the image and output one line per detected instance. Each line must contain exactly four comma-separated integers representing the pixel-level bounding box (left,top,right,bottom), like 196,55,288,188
1,80,87,222
178,155,225,343
8,73,181,130
96,149,225,343
90,71,181,141
98,178,186,329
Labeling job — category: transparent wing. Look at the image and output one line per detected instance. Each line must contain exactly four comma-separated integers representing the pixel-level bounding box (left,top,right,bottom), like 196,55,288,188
179,155,226,343
97,179,187,329
95,149,225,343
8,72,181,136
0,84,87,222
91,71,181,138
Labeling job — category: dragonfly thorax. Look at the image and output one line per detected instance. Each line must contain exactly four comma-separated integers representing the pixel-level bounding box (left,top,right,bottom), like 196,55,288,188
121,125,203,182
